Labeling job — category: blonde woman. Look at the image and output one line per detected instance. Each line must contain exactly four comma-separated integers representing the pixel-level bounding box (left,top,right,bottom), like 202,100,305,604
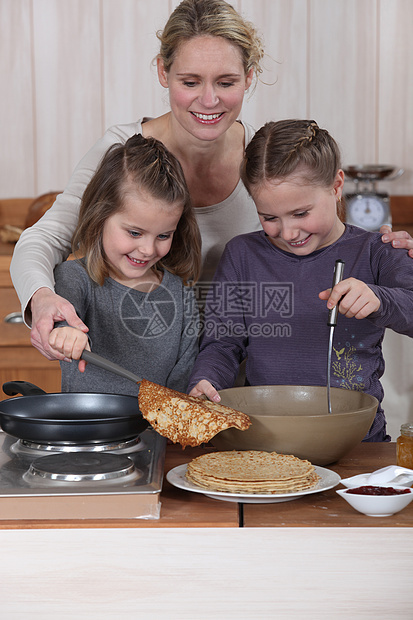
10,0,412,364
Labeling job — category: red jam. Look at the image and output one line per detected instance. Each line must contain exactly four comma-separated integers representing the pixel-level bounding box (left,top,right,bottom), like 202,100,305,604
346,485,410,496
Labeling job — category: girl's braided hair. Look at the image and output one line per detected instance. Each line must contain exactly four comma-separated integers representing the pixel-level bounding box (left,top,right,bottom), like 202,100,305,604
72,134,201,286
241,119,342,192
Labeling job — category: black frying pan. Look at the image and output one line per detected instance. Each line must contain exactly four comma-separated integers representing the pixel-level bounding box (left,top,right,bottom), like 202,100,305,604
0,379,148,444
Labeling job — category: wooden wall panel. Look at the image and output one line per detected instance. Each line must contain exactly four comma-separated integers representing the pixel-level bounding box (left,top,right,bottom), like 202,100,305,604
378,0,413,195
32,0,102,195
240,0,308,127
0,0,35,196
1,0,412,198
308,0,378,167
102,0,171,129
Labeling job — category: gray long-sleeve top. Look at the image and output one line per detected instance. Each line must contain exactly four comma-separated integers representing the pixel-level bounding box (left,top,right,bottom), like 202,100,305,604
55,259,199,396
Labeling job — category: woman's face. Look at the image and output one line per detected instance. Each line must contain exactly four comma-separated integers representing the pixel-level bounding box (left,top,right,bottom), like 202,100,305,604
102,188,182,288
158,35,253,142
252,171,345,256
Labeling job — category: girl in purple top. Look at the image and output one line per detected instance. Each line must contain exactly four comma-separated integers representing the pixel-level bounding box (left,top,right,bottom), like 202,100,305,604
188,119,413,441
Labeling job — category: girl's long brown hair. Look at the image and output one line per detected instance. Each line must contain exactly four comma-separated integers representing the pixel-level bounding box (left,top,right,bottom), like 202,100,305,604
72,134,201,286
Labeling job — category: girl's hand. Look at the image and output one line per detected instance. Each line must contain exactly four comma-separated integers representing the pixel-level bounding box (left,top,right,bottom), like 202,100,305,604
189,380,221,403
380,225,413,258
49,326,90,373
319,277,380,320
30,288,89,361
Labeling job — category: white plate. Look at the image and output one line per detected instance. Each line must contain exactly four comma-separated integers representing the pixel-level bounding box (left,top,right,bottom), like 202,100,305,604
166,464,341,504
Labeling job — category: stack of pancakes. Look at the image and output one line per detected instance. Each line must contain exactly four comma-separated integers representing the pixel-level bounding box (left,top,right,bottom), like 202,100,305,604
186,450,320,494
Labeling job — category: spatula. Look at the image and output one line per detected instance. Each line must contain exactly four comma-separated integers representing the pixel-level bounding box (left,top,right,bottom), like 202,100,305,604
327,259,345,414
81,349,142,383
80,349,250,447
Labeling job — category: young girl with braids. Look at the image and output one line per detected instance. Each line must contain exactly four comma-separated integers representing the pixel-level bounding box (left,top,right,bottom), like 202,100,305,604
48,134,201,397
188,119,413,441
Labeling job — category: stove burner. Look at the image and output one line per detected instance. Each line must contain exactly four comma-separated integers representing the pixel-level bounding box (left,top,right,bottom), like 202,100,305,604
22,436,141,452
24,452,140,485
11,436,143,458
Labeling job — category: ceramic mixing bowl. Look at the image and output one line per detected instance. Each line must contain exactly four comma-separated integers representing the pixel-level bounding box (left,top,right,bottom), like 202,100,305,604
211,385,378,466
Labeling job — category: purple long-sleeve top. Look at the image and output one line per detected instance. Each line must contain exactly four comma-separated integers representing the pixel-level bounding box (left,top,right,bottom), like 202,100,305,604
188,225,413,441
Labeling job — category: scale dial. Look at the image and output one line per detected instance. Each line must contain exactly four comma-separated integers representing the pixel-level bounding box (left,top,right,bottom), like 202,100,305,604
345,193,391,232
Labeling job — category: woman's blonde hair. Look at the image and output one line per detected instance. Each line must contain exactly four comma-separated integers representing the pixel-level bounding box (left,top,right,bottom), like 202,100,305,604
157,0,264,85
72,134,201,286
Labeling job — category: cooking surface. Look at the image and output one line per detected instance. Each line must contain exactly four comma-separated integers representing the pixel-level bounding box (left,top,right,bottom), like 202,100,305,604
0,428,166,520
0,441,410,529
0,428,165,496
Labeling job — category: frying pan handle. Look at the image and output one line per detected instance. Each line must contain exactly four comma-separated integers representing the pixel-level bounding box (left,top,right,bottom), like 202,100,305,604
81,350,142,384
2,380,47,397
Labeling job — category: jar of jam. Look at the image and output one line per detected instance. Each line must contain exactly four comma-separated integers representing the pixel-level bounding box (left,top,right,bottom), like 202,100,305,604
396,423,413,468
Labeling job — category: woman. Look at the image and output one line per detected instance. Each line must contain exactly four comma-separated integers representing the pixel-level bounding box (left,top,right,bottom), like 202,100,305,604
10,0,412,363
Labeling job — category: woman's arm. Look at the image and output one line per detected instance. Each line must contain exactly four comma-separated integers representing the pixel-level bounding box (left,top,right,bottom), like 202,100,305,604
10,121,141,355
30,287,89,361
380,225,413,258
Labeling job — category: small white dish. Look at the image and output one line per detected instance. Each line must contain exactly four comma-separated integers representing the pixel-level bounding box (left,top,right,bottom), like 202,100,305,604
336,485,413,517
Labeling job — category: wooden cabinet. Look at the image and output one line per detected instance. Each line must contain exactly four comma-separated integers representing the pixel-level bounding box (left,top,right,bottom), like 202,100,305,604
0,285,61,399
390,195,413,235
0,198,61,400
0,194,412,403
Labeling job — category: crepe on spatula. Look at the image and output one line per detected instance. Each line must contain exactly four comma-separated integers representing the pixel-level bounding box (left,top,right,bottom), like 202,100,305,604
138,379,251,448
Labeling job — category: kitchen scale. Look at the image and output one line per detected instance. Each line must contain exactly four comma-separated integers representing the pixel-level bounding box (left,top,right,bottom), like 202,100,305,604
344,165,403,231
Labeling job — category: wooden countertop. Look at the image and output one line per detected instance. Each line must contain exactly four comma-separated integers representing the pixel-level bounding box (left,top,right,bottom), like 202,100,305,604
0,441,411,530
0,444,240,530
243,442,413,528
